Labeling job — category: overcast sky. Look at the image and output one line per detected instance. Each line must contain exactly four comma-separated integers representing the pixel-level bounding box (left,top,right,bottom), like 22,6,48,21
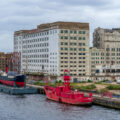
0,0,120,52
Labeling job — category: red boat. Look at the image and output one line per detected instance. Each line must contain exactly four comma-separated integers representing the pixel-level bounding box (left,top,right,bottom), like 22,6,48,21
44,70,93,105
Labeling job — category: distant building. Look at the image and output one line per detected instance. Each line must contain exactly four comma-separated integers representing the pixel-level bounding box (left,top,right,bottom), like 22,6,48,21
0,52,13,72
6,53,14,71
89,47,105,76
91,28,120,81
11,52,21,73
0,52,6,71
14,21,90,79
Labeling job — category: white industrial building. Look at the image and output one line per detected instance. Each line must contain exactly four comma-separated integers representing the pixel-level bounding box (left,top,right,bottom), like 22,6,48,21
14,21,90,79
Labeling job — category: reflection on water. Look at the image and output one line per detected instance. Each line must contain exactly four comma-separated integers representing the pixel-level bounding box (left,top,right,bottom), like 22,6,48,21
0,93,120,120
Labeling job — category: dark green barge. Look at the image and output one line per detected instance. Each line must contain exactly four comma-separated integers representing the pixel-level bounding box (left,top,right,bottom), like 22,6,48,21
0,84,38,95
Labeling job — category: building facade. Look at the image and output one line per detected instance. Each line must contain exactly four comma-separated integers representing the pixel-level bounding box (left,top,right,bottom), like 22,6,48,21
91,28,120,81
0,52,6,72
14,21,90,79
6,53,14,71
0,52,13,72
89,47,105,76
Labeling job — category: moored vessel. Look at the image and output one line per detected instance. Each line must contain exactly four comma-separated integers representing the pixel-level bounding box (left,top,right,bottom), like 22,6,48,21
44,70,93,105
0,66,25,87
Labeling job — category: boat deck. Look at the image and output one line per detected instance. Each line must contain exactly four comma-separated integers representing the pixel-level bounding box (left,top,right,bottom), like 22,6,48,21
0,84,38,95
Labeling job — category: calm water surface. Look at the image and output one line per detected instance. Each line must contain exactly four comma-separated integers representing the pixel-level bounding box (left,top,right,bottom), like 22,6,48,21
0,93,120,120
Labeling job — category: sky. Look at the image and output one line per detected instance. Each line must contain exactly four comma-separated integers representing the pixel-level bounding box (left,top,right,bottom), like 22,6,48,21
0,0,120,52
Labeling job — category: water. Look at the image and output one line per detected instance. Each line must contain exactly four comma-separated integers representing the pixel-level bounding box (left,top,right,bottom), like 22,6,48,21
0,93,120,120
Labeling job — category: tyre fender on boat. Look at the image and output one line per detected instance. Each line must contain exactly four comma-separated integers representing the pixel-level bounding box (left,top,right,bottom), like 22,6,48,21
59,97,61,103
14,82,16,87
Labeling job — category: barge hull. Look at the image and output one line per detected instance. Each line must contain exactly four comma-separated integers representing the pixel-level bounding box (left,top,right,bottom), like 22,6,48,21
0,84,38,95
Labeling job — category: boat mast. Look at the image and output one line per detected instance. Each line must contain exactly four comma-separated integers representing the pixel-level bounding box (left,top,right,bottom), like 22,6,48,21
63,70,71,87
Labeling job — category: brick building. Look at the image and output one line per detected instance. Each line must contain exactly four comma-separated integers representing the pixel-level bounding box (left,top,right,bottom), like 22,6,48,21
0,52,14,72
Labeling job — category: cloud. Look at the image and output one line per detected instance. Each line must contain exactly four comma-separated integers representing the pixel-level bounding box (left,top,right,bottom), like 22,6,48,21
0,0,120,52
0,32,13,52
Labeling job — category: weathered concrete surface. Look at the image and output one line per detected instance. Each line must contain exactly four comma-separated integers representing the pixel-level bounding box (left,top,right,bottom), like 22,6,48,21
93,94,120,109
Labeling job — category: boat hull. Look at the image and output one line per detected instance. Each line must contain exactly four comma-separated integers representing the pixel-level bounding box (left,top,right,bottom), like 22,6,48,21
45,88,93,105
0,75,25,87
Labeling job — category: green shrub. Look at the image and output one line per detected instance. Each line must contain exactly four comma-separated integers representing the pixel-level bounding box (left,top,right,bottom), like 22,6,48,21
34,82,46,86
79,81,87,83
58,80,62,83
95,82,102,84
107,84,120,90
86,84,96,89
55,81,58,84
88,79,92,82
100,88,108,93
102,79,108,82
74,84,96,90
114,79,117,82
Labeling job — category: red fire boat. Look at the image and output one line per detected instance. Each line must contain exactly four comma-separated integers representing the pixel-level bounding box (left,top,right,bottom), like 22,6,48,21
44,70,93,105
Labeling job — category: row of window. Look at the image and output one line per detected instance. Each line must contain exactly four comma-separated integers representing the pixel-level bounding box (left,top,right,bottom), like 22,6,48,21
61,73,86,76
92,57,104,60
106,61,120,64
22,37,49,44
24,64,57,68
50,61,57,63
61,30,86,34
22,49,49,53
91,52,104,56
91,61,105,64
22,69,50,73
61,61,86,63
23,43,49,49
61,48,86,51
61,65,85,68
92,52,120,56
96,69,120,73
106,48,120,51
61,36,86,40
106,53,120,56
50,53,57,55
22,30,57,39
50,57,57,59
23,64,49,67
22,54,49,58
14,41,22,45
92,61,120,64
22,59,49,63
60,53,86,55
61,57,86,59
61,42,86,46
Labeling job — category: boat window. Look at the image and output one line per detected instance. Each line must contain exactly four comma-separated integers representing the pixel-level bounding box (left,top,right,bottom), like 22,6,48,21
7,72,18,76
64,72,69,76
